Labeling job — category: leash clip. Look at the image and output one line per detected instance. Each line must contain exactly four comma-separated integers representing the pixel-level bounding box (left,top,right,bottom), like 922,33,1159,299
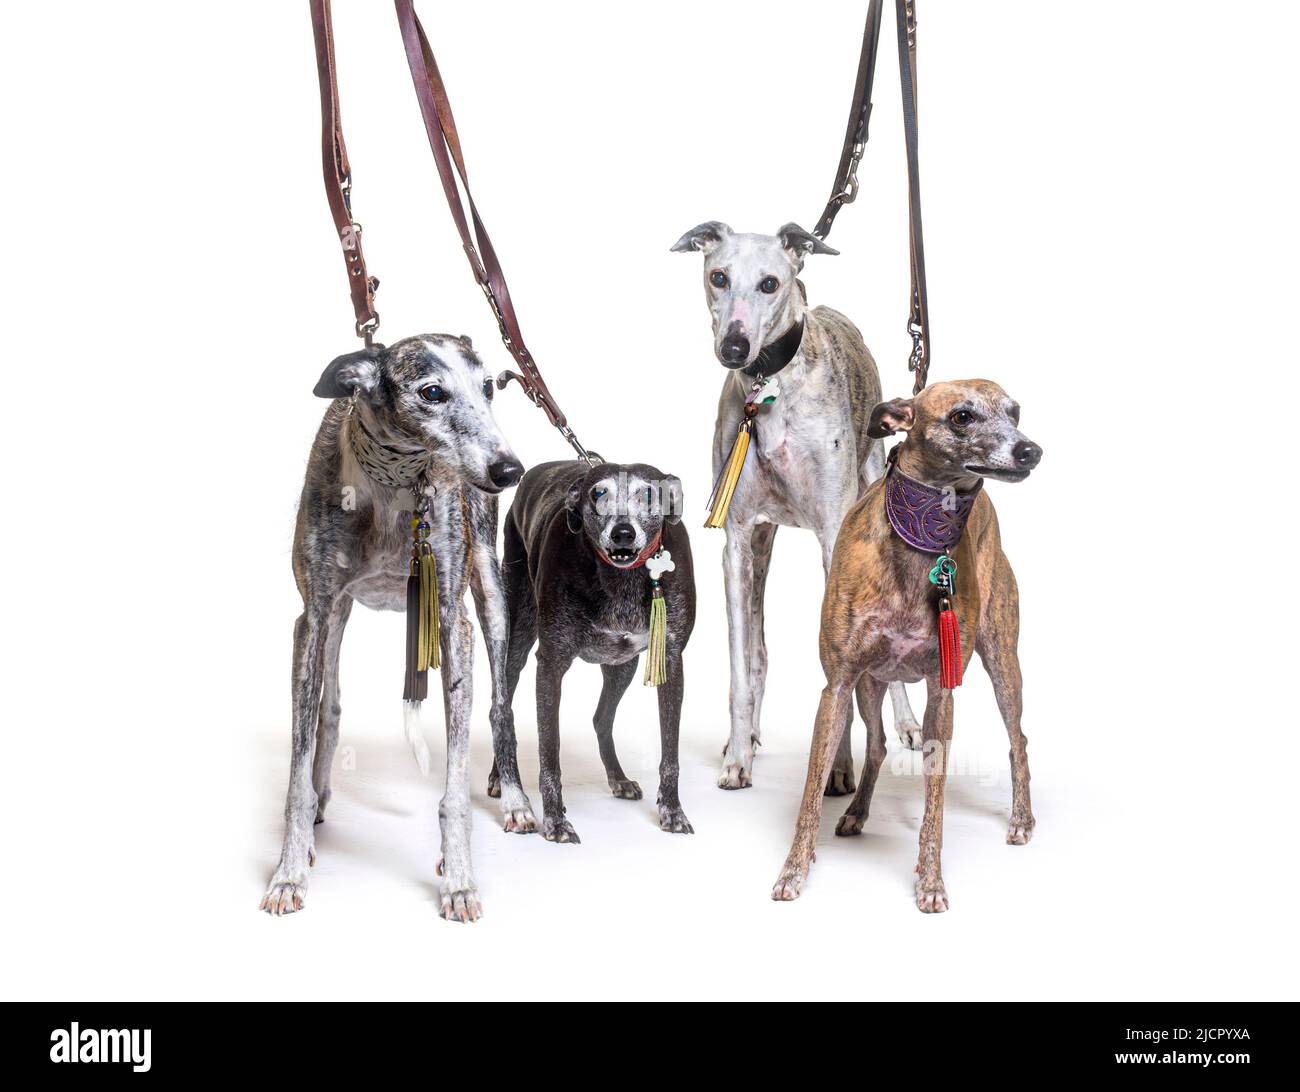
907,318,924,373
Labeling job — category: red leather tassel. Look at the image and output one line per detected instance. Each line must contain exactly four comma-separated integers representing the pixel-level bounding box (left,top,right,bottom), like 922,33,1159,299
937,606,962,689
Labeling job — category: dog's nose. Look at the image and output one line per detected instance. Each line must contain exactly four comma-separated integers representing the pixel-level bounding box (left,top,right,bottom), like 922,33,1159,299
719,335,750,366
1013,440,1042,469
610,522,637,547
488,458,525,489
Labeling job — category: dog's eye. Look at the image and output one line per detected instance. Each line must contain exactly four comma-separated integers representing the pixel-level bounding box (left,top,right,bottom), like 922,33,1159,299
482,378,494,401
758,276,779,294
1008,404,1020,424
643,486,654,504
949,410,973,427
419,385,449,404
709,269,729,289
591,487,607,502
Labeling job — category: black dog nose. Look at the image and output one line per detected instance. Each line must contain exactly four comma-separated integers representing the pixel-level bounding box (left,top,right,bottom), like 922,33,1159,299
719,335,750,366
610,522,636,547
1013,441,1042,469
488,458,524,488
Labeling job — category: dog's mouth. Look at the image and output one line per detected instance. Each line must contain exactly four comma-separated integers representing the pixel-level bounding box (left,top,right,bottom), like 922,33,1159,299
602,547,641,568
965,464,1031,482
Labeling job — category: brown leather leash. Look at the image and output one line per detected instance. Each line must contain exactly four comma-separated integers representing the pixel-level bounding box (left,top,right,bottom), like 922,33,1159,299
392,0,594,464
308,0,594,464
812,1,931,394
309,0,381,345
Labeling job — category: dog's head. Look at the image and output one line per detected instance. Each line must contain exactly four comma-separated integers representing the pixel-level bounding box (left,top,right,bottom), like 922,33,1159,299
564,462,684,569
868,380,1043,487
314,334,524,494
671,221,836,370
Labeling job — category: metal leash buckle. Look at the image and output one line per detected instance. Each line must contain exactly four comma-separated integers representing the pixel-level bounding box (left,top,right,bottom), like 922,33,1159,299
907,319,924,373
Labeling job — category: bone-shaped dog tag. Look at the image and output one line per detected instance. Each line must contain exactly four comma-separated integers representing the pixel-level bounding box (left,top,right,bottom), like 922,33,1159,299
645,549,674,581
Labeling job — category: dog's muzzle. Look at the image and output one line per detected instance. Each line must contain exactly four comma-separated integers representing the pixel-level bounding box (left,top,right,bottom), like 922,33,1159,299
718,322,750,368
487,457,525,489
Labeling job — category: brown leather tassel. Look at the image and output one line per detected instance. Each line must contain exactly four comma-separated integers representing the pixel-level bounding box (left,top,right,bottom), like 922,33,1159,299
403,558,428,702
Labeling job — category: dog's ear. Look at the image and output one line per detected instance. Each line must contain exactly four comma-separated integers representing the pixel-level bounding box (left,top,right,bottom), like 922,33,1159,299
867,398,915,438
565,478,585,513
313,347,382,400
670,221,732,254
458,334,473,349
659,475,685,525
777,223,839,259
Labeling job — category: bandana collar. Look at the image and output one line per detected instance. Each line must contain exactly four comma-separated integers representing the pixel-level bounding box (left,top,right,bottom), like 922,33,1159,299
348,411,431,490
741,318,805,378
597,530,663,570
884,453,982,553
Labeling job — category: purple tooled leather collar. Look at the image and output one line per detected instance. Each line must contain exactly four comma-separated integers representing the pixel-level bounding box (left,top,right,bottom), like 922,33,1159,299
884,452,983,553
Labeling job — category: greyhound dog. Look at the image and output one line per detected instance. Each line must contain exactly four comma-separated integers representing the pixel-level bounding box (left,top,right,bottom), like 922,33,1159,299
491,461,696,842
772,380,1042,912
672,221,922,792
261,333,532,923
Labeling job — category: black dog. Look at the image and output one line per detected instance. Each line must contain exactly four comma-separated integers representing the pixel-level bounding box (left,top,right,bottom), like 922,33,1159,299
490,460,696,841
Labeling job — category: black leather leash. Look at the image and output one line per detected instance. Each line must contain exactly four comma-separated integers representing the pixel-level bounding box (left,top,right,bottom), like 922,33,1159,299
813,0,931,393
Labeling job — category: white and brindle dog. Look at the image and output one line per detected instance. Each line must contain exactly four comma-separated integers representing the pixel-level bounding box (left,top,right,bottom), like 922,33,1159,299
672,221,923,791
261,334,534,923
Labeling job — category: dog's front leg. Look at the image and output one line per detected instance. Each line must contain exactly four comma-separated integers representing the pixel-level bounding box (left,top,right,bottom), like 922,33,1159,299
535,645,580,843
915,680,954,913
436,596,481,922
772,674,856,900
262,598,335,915
468,517,538,835
656,646,693,834
720,520,757,788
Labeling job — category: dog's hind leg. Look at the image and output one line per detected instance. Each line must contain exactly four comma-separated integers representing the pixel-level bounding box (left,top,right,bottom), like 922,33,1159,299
262,596,336,915
836,675,888,836
436,594,481,922
747,521,777,750
772,670,858,901
593,659,641,799
977,556,1034,845
468,497,537,833
915,680,954,913
720,521,758,789
311,594,352,824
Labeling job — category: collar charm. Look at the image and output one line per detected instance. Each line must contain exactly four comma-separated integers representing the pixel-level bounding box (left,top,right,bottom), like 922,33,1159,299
643,548,673,687
402,483,440,703
928,554,962,689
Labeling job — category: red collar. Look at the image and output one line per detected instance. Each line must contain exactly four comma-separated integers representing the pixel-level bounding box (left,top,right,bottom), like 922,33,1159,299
597,530,662,570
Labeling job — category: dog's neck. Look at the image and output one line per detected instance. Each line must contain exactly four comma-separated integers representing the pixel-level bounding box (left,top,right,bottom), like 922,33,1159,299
345,407,432,491
885,446,983,553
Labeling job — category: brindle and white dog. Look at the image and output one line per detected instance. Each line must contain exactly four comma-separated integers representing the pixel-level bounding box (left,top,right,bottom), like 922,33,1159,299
672,222,923,791
261,334,532,923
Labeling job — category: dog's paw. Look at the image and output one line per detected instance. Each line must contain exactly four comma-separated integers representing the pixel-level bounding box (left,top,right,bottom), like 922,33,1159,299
835,811,865,837
771,864,808,902
718,746,753,790
658,804,694,834
438,883,482,924
609,777,643,800
824,766,856,796
1006,813,1035,845
260,877,307,916
502,803,538,834
486,770,502,799
314,788,330,824
896,720,924,751
542,816,581,844
914,875,949,914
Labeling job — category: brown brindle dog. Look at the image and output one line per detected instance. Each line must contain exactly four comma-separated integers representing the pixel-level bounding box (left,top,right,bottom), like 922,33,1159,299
771,379,1042,913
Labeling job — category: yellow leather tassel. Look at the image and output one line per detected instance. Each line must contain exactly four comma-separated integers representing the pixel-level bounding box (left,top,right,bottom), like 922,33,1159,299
418,550,440,671
705,416,753,528
643,585,667,687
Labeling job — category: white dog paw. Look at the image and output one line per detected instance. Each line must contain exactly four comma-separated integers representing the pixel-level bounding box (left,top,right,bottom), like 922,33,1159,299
260,877,307,916
438,883,482,923
896,720,924,751
717,746,753,790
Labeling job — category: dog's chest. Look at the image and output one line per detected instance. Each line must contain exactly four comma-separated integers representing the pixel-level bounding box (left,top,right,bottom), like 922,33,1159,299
857,604,938,684
579,597,649,665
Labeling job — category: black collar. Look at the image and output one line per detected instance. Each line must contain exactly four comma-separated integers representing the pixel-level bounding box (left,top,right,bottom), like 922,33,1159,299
742,318,805,378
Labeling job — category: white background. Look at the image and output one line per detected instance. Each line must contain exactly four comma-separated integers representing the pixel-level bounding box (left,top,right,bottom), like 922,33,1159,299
1,1,1296,1001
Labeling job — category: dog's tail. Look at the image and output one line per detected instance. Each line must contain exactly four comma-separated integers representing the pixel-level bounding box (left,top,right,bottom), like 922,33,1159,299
402,700,432,777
